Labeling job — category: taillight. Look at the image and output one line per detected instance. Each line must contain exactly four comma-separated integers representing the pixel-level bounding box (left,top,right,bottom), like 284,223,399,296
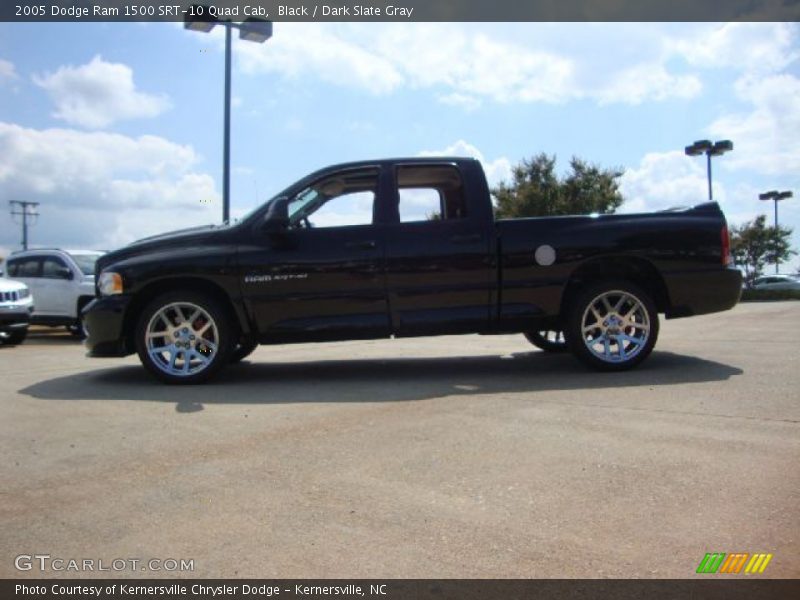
721,225,732,266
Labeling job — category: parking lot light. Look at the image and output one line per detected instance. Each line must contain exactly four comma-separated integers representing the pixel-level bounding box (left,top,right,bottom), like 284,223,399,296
184,6,273,224
684,139,733,201
239,18,273,43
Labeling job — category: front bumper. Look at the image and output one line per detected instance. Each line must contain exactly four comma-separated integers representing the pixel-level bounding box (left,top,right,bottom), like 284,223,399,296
82,296,134,357
0,309,31,331
664,267,743,319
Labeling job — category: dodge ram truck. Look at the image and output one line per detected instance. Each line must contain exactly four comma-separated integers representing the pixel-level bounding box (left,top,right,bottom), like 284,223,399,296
83,157,742,384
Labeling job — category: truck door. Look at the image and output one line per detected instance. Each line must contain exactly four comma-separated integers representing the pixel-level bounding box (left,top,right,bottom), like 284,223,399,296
239,165,391,342
39,255,77,316
383,163,494,335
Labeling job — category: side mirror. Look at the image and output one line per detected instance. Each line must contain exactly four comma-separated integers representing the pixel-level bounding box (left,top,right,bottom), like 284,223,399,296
261,196,290,233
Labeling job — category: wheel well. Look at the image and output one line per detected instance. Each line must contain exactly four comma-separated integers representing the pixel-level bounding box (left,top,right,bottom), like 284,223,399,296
122,278,245,353
560,257,671,316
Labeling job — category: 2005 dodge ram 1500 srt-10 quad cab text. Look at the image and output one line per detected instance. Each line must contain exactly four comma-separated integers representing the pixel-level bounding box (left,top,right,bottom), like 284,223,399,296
83,157,742,384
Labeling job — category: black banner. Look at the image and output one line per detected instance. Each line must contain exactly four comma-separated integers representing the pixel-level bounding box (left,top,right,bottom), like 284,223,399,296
4,580,800,600
3,0,800,23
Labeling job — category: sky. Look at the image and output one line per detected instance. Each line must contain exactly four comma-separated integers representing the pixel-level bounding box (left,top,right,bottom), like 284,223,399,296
1,21,799,271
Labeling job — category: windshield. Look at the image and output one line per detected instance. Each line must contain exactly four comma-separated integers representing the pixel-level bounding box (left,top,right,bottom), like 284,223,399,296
70,253,102,276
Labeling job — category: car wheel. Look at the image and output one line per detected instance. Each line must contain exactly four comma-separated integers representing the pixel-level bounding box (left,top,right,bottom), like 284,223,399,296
3,329,28,345
230,339,258,364
135,291,233,384
565,281,659,372
524,330,568,353
67,320,87,339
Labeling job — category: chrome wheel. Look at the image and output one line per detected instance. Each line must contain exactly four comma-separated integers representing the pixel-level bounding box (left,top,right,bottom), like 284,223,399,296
580,290,650,363
145,302,219,377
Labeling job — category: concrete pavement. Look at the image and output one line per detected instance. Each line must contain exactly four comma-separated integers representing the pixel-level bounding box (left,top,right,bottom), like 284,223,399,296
1,302,798,578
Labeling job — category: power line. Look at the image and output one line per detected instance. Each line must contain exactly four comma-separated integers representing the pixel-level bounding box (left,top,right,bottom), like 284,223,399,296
9,200,40,251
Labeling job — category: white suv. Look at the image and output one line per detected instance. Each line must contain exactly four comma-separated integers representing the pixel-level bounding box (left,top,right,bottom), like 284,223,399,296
0,277,34,345
3,249,104,337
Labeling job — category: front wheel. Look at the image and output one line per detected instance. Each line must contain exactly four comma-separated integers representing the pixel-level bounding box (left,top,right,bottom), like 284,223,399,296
565,281,659,371
135,292,233,384
2,328,28,345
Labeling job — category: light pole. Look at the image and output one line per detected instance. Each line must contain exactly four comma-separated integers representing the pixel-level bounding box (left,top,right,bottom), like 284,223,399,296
759,190,793,273
185,5,272,224
684,139,733,201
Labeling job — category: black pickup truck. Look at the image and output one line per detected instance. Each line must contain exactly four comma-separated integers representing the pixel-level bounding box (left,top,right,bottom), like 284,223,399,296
84,157,742,383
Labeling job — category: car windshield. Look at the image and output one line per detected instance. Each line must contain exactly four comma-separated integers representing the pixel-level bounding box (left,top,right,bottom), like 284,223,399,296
70,253,101,276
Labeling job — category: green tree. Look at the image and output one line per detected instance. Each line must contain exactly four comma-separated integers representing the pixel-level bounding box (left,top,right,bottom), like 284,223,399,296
730,215,795,287
492,153,625,219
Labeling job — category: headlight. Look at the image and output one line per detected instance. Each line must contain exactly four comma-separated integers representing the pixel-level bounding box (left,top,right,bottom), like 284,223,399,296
98,272,124,295
17,288,30,299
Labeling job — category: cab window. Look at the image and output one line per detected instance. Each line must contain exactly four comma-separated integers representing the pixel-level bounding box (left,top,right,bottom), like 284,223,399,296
287,167,379,229
397,165,467,223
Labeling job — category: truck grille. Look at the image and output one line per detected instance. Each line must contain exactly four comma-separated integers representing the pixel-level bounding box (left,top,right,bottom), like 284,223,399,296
1,291,20,302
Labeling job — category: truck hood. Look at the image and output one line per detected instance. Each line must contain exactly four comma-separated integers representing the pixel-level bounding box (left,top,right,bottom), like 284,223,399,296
97,224,237,272
129,224,220,246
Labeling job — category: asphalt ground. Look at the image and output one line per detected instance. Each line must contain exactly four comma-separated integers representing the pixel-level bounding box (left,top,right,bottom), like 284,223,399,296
1,302,798,578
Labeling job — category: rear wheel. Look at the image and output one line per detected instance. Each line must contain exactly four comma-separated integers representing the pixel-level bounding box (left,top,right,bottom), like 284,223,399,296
135,292,233,384
565,281,659,371
524,330,567,353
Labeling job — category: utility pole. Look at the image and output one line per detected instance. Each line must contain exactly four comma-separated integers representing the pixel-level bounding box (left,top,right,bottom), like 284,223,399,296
9,200,40,250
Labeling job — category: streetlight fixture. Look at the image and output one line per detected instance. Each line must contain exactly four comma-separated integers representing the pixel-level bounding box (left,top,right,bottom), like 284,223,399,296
684,139,733,201
185,6,273,224
759,190,793,273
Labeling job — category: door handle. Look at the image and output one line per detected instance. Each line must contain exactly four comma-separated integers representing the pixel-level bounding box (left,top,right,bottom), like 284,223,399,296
450,233,481,244
345,240,377,250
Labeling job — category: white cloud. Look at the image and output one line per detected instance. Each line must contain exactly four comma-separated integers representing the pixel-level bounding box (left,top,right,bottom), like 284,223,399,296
437,92,481,112
596,64,701,105
672,22,798,75
707,73,800,176
236,23,402,95
0,122,218,250
33,55,171,128
418,140,512,188
230,23,704,108
0,59,17,81
619,151,722,213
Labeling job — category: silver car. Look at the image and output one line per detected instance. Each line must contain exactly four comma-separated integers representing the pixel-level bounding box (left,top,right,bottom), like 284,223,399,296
752,274,800,291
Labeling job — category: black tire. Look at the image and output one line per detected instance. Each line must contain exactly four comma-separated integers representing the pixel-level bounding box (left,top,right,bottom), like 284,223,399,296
67,321,87,339
524,330,568,353
135,291,234,384
3,328,28,345
565,280,659,372
68,298,92,339
230,339,258,363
